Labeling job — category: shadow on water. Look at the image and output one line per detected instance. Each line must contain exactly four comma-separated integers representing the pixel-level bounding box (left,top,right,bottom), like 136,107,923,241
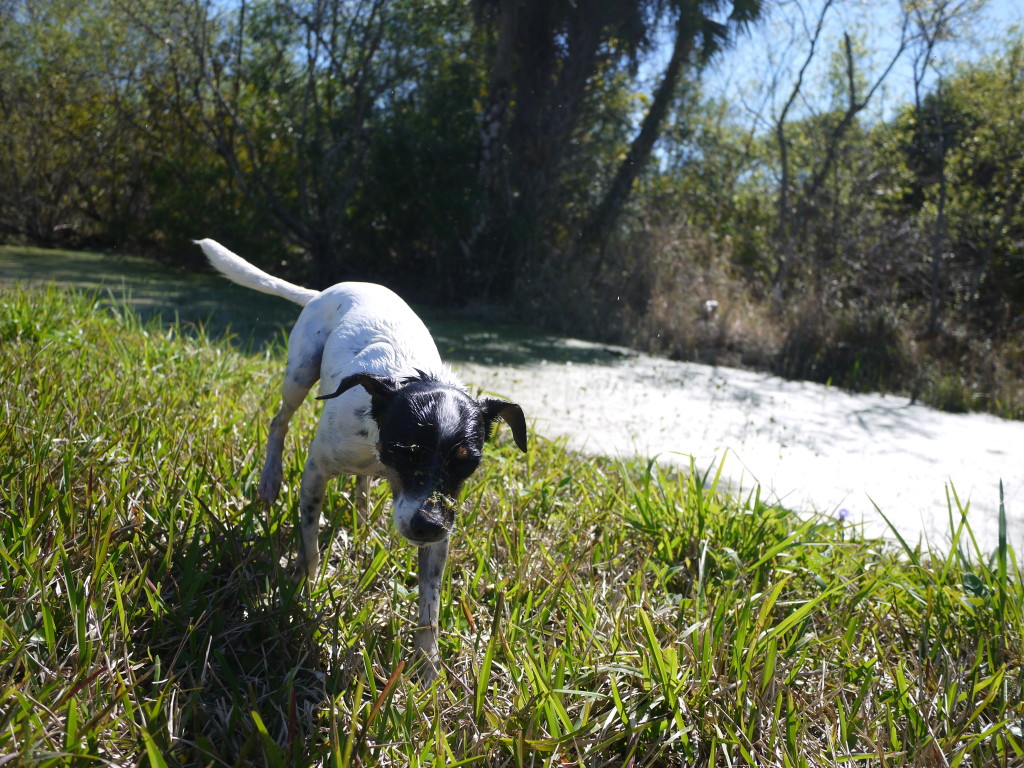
425,313,635,367
1,245,634,366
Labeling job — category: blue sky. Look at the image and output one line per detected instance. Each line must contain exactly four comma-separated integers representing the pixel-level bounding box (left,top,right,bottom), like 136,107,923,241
702,0,1024,128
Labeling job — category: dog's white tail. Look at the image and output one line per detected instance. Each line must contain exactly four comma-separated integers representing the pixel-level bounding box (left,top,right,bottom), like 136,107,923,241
195,239,319,307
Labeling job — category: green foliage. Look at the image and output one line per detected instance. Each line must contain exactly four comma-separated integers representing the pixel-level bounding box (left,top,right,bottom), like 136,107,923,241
0,0,277,260
609,29,1024,418
343,6,485,299
2,284,1022,766
0,0,143,243
848,36,1024,326
940,43,1024,312
0,0,768,295
2,0,1023,419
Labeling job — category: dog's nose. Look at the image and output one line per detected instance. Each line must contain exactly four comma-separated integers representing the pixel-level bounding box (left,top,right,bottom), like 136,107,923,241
406,511,448,543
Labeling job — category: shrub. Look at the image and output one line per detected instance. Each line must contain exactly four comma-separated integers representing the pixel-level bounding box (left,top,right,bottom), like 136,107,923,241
775,302,912,394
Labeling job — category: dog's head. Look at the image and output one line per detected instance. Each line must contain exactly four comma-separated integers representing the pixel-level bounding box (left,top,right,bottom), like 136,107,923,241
318,372,527,545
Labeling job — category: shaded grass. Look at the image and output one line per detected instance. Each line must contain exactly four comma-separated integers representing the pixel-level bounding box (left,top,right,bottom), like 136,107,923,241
0,244,634,368
0,244,316,350
1,285,1022,767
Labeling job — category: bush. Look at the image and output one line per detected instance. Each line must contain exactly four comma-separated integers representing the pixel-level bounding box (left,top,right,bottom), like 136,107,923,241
519,219,780,369
775,302,912,394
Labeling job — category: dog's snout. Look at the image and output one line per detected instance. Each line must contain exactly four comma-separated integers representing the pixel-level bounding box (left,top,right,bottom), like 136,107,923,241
394,494,455,544
406,510,449,543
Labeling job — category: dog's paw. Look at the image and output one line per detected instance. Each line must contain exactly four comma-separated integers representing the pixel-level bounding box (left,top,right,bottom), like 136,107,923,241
283,557,306,586
287,555,318,589
295,549,320,585
258,453,284,505
257,470,282,505
413,651,441,686
413,633,441,685
257,482,279,506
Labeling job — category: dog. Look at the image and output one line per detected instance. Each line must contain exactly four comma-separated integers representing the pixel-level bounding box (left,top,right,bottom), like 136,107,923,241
195,239,527,678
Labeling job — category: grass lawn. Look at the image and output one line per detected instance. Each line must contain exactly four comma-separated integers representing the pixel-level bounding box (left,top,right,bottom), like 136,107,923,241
1,249,1022,766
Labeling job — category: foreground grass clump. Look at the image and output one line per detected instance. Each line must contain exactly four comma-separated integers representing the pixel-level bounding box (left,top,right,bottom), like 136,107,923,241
1,286,1022,767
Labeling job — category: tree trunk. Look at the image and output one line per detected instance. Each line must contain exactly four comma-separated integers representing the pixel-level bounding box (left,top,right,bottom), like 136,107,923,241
928,78,947,336
576,13,693,260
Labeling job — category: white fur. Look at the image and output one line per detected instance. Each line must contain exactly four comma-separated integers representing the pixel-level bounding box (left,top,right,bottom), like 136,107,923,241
299,282,449,477
195,238,460,483
197,238,319,306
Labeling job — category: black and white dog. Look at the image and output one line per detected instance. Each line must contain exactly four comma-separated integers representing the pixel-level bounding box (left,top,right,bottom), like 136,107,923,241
196,239,527,677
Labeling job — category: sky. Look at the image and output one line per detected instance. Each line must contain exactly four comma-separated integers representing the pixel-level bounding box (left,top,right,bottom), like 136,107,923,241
702,0,1024,129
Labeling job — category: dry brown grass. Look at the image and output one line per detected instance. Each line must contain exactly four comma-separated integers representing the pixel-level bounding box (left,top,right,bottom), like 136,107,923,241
521,220,1024,420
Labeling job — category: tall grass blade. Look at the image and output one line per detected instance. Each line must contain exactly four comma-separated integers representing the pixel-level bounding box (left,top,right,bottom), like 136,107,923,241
869,496,919,565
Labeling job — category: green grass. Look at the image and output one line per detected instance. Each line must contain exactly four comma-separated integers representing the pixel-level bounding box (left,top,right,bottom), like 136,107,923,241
1,285,1022,767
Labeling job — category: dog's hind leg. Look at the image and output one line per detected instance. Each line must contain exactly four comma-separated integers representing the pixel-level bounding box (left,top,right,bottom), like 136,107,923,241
258,344,322,505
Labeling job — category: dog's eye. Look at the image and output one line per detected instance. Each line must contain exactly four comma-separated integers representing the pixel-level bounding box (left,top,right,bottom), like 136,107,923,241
446,445,480,478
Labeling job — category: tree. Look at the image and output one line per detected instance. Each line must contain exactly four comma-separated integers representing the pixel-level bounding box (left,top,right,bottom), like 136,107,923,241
465,0,765,297
899,38,1024,328
904,0,989,333
764,0,912,311
949,43,1024,319
132,0,473,283
0,0,154,245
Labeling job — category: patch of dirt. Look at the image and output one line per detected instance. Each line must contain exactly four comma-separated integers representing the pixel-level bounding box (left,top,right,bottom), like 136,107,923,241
450,336,1024,557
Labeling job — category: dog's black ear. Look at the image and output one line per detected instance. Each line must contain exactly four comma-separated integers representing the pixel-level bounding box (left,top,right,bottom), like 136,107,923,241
479,398,528,453
317,373,399,406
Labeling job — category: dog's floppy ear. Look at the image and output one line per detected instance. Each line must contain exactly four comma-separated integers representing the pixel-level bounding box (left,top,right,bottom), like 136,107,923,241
317,373,399,407
479,398,528,453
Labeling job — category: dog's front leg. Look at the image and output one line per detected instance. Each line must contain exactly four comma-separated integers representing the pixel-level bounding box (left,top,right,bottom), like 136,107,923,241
298,458,329,582
259,409,291,505
354,475,370,516
415,537,449,681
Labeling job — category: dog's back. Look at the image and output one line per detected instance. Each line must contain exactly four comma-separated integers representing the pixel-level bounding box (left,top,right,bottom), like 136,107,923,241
196,238,448,386
299,281,447,393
